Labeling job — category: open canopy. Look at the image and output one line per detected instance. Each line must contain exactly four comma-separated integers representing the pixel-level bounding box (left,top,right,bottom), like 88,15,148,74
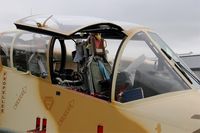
15,15,128,39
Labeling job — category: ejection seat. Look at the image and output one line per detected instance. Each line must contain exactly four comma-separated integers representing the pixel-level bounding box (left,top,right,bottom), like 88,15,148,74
86,33,111,99
70,33,111,99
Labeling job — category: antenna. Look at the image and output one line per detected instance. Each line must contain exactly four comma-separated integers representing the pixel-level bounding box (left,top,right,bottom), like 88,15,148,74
36,15,53,28
43,15,53,27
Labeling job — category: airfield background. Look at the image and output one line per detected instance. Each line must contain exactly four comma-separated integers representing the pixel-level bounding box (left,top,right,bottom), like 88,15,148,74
180,55,200,78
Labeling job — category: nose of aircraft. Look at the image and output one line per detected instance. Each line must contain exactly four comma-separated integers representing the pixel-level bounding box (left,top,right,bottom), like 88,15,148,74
120,89,200,133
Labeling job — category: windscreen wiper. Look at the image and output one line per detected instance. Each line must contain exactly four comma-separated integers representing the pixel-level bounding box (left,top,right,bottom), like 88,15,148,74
174,62,192,84
175,61,200,85
161,48,193,84
161,48,172,60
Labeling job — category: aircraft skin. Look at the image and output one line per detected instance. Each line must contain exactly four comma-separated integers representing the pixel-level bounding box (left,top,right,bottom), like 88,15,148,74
0,15,200,133
0,61,148,133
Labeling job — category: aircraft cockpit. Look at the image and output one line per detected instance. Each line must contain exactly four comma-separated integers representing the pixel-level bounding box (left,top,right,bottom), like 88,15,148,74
0,19,126,101
1,15,199,103
47,24,126,100
49,31,125,100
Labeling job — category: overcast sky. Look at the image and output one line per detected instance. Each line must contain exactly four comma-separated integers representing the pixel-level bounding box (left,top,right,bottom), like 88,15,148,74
0,0,199,54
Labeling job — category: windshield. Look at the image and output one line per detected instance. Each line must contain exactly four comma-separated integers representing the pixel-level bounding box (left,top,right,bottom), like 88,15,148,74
0,32,17,67
13,31,50,77
115,31,190,103
148,32,200,88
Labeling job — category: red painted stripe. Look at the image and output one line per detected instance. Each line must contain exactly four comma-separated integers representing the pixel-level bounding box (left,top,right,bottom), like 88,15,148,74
36,117,40,131
97,125,103,133
42,118,47,132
